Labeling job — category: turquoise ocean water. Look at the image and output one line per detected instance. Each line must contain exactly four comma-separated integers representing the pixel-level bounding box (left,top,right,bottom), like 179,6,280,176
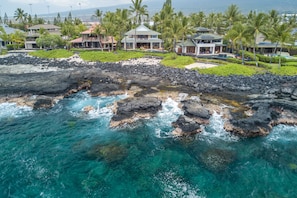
1,92,297,197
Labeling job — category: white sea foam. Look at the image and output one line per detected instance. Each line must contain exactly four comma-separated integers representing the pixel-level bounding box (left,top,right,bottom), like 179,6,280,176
266,124,297,142
0,102,33,120
200,111,239,142
152,98,183,138
157,171,204,198
68,92,127,119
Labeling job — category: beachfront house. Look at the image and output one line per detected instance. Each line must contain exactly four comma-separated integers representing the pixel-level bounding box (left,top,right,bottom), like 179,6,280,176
0,24,24,49
70,24,116,50
176,27,225,56
121,24,163,51
25,24,61,49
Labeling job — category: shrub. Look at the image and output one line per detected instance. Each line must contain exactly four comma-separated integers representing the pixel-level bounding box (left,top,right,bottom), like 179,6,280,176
256,54,286,63
270,66,297,76
239,50,259,61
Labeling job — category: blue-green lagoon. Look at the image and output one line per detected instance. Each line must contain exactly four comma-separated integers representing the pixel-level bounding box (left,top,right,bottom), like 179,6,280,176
1,92,297,197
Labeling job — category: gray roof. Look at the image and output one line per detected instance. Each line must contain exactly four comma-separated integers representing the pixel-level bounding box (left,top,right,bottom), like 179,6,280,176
0,24,24,34
125,24,161,36
179,40,196,47
28,24,61,30
121,37,163,43
192,33,222,40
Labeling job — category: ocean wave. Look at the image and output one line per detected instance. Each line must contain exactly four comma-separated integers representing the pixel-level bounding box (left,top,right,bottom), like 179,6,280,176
200,111,239,142
156,171,204,198
0,102,33,120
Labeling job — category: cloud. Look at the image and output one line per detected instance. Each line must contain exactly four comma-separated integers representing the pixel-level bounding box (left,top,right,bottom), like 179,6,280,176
8,0,132,8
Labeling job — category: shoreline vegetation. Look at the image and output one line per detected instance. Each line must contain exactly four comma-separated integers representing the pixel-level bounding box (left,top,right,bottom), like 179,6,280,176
29,49,297,76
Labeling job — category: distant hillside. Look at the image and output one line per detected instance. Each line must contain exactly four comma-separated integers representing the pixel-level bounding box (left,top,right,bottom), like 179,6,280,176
54,0,297,19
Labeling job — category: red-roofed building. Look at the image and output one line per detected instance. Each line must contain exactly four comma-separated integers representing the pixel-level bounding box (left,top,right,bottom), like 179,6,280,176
70,24,116,50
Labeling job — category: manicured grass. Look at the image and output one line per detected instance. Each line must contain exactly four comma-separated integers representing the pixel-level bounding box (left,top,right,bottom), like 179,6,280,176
79,50,145,62
29,49,74,58
270,66,297,76
161,54,195,68
196,63,265,76
0,49,8,55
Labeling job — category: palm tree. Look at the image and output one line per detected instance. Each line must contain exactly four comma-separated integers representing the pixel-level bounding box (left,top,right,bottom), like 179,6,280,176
14,8,27,24
223,4,242,32
94,9,103,24
129,0,148,25
114,9,130,49
268,23,292,68
226,22,251,64
102,12,117,51
246,11,268,66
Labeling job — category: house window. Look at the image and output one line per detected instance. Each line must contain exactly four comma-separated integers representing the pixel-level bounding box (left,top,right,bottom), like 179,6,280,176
151,35,157,38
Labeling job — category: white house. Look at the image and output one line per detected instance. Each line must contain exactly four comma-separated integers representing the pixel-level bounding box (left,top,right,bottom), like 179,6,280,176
121,24,163,51
176,27,225,56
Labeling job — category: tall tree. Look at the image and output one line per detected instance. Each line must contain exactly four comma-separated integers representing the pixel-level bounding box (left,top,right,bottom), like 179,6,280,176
4,13,8,24
223,4,242,32
129,0,148,25
268,23,292,67
246,11,268,66
14,8,27,24
226,22,251,64
94,9,103,24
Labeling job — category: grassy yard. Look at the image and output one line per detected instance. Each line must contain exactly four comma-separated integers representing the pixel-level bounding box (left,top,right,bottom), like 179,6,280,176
160,54,195,68
195,63,265,76
29,49,74,58
28,49,297,76
79,50,145,62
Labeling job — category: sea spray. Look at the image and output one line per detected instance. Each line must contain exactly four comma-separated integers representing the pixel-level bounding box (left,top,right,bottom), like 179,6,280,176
148,98,183,138
0,102,33,120
200,111,239,142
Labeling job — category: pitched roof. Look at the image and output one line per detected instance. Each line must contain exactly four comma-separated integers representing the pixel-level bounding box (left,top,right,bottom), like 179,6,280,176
70,37,83,43
192,33,222,40
125,24,161,36
0,24,24,34
28,24,61,30
81,24,100,35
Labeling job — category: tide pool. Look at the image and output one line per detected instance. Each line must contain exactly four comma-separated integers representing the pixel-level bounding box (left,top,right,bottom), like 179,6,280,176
1,92,297,197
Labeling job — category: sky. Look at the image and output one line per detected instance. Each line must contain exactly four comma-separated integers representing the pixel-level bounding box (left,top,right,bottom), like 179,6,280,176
0,0,134,17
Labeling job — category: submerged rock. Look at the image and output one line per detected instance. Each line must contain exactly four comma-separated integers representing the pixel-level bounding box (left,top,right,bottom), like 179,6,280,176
198,148,236,172
86,143,128,163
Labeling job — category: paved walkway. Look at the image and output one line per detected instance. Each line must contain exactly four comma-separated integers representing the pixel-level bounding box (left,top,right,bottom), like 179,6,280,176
185,62,218,69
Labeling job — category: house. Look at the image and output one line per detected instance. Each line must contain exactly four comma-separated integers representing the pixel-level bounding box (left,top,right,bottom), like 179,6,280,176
25,24,61,49
70,24,116,50
0,24,24,49
176,27,225,56
121,24,163,51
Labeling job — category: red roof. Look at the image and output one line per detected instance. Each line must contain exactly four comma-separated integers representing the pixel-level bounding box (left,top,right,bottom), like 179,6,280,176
70,37,83,43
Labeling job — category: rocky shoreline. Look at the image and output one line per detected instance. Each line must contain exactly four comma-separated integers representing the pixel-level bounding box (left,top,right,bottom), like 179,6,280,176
1,53,297,137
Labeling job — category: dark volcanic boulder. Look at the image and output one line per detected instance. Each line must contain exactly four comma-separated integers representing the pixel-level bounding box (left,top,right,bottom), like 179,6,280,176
110,97,162,128
182,99,211,124
172,115,202,136
224,103,278,137
33,96,55,109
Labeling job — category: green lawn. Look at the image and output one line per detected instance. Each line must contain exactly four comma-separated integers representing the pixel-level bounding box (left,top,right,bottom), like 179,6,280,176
79,50,145,62
29,49,74,58
196,63,265,76
28,49,297,76
160,54,195,68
